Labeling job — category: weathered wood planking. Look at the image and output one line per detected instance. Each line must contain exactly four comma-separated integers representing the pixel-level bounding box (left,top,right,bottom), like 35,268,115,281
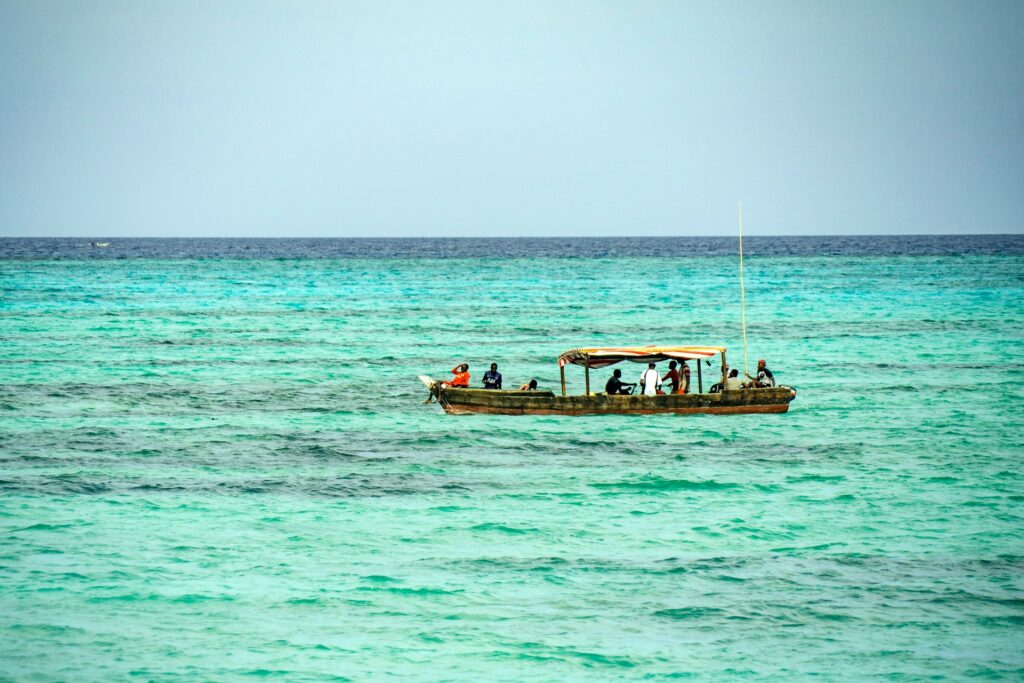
431,385,796,416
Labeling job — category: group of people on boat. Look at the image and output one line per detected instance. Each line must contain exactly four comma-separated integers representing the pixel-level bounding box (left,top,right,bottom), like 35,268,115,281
710,359,776,392
605,359,688,395
606,358,775,395
444,358,775,395
445,363,538,391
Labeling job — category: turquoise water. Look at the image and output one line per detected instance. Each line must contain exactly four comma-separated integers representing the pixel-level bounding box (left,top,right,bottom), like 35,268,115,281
2,245,1023,679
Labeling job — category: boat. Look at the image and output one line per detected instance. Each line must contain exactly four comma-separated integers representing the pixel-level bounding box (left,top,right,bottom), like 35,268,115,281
420,345,796,416
90,241,110,247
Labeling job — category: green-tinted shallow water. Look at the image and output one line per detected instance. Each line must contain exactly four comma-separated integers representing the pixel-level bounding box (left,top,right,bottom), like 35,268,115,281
2,253,1023,680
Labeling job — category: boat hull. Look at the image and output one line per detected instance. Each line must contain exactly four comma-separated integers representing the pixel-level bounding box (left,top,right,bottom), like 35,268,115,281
426,382,796,416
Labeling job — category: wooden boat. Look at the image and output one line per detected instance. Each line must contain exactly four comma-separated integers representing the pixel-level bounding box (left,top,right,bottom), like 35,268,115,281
421,346,796,416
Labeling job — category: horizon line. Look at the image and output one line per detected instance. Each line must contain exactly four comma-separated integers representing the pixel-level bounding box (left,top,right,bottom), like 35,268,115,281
2,233,1022,239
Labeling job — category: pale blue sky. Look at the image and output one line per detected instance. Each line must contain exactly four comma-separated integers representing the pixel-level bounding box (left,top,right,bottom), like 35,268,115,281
1,1,1021,237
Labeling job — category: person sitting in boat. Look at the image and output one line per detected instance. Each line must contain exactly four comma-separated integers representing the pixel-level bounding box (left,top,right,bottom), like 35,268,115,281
604,369,635,395
745,359,776,388
518,379,538,391
639,363,661,396
482,363,502,390
725,368,744,391
710,364,730,393
445,363,470,388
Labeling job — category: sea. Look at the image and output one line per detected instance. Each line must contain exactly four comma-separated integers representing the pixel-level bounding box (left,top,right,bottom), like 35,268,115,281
1,235,1022,680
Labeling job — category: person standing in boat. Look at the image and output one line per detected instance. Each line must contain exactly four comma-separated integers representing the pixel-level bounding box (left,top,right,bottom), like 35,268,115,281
639,362,661,396
661,361,680,394
745,359,776,388
446,363,470,387
482,363,502,390
678,360,691,394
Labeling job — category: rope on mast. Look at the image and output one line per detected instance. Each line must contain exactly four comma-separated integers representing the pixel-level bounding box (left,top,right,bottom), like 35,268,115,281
739,201,749,378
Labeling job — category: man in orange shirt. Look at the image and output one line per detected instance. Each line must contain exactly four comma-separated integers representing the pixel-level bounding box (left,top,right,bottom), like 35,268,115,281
447,363,470,387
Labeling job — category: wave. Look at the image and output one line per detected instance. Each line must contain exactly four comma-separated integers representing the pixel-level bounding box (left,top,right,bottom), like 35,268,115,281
592,475,740,492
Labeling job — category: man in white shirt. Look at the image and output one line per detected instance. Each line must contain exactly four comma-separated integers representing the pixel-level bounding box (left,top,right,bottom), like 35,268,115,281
640,362,661,396
725,368,744,391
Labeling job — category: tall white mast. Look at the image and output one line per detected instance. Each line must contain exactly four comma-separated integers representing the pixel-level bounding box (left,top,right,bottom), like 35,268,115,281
738,201,749,378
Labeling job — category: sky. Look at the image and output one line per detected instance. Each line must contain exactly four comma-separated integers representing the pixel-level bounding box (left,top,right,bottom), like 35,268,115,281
0,0,1021,237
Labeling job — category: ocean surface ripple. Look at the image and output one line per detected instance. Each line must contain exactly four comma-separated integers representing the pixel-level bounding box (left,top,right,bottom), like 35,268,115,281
1,237,1022,680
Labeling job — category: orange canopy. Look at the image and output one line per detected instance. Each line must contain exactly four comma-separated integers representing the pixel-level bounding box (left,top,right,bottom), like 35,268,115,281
558,346,726,369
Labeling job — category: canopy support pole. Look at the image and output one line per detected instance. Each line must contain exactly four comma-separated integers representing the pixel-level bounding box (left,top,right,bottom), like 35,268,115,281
721,351,728,390
560,364,566,397
697,360,703,394
584,364,590,396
